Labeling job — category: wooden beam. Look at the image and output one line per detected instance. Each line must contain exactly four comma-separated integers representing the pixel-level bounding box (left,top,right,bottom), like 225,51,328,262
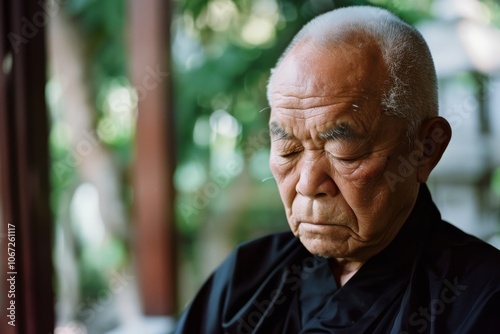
0,0,54,333
128,0,177,315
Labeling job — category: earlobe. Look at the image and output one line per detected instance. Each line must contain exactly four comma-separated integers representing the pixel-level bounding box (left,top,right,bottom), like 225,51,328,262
416,116,452,183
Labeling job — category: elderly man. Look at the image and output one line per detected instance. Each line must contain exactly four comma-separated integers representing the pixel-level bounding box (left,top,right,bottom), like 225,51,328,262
174,6,500,334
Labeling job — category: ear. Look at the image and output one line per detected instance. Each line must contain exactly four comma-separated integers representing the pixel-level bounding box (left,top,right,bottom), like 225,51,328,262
415,116,452,183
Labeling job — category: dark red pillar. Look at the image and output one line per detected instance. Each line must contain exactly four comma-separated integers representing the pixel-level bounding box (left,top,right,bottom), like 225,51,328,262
129,0,177,315
0,0,55,333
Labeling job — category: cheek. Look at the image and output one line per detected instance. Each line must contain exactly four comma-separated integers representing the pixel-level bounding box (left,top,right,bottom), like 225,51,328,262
269,154,283,175
269,157,297,207
336,158,393,215
269,152,296,182
340,158,389,187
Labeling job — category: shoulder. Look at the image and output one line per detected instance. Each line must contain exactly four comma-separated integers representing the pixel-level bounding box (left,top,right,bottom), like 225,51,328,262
426,220,500,284
208,232,303,321
427,222,500,331
174,232,301,333
218,231,301,282
435,221,500,264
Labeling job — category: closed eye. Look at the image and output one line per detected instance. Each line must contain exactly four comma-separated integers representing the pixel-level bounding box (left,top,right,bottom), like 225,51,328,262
336,156,359,162
326,151,366,163
279,151,302,158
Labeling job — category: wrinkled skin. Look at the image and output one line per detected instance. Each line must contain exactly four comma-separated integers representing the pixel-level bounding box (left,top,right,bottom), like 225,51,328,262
268,37,449,282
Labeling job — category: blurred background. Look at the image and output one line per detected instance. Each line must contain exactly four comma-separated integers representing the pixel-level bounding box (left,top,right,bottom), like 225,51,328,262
0,0,499,333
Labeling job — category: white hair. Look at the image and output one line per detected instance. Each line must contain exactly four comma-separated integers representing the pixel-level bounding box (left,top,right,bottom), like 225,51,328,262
267,6,438,140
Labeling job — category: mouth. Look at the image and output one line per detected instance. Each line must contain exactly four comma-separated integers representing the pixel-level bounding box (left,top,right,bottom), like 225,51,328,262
300,221,341,226
300,221,340,229
298,221,353,233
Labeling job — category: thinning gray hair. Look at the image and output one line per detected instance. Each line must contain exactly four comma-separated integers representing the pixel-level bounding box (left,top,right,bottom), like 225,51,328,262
267,6,438,140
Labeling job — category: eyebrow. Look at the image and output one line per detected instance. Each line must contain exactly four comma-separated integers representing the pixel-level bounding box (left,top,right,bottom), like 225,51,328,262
318,123,361,142
270,121,362,142
269,122,293,140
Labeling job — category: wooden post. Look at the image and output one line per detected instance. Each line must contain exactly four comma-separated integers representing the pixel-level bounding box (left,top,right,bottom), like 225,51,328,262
0,0,54,333
129,0,177,315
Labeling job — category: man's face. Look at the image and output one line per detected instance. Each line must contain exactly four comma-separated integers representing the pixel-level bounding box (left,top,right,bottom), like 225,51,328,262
268,39,420,261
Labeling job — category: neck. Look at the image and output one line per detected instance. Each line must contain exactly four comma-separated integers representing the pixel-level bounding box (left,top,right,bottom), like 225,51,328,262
329,259,364,287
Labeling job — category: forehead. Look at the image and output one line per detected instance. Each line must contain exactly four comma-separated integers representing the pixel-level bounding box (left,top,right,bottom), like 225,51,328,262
269,36,389,112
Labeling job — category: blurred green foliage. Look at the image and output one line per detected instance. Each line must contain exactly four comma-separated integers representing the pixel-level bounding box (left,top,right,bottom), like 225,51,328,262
64,0,126,97
50,0,131,305
173,0,381,240
49,0,500,315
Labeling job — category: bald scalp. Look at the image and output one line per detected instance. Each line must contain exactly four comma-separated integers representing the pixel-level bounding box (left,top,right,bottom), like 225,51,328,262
267,6,438,140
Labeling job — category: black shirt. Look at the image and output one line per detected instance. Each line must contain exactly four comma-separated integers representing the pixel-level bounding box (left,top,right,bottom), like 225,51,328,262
174,184,500,333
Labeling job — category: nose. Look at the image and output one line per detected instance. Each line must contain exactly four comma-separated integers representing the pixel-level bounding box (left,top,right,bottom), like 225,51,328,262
295,154,339,198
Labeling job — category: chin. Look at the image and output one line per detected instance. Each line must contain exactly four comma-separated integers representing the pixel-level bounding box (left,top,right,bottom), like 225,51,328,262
295,224,354,258
299,236,346,259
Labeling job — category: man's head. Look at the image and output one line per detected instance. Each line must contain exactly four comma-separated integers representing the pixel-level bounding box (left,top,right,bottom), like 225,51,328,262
267,6,451,263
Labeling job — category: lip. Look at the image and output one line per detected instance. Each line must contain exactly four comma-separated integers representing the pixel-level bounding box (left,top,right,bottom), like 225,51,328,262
298,222,339,234
300,221,332,226
299,221,337,228
299,221,349,229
